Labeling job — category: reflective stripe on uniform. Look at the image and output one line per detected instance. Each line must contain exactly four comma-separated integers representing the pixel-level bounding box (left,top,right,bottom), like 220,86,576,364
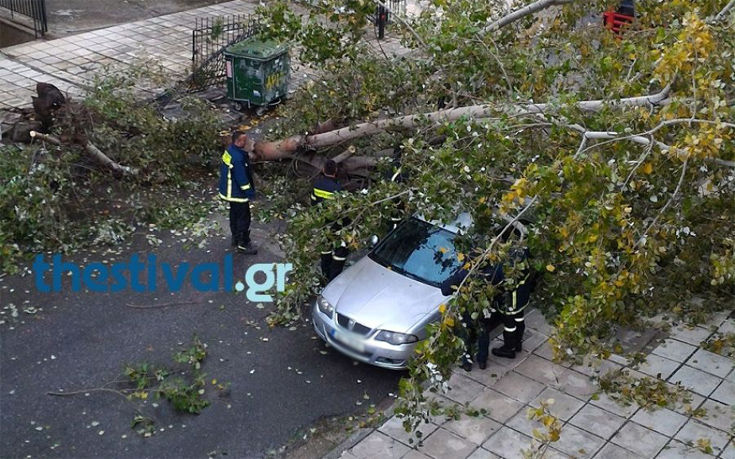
218,193,248,203
222,151,233,168
221,151,250,202
313,188,335,199
515,317,525,322
504,326,516,332
332,255,347,261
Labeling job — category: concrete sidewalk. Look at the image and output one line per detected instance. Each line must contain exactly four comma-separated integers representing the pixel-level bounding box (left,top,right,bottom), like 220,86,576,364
335,309,735,459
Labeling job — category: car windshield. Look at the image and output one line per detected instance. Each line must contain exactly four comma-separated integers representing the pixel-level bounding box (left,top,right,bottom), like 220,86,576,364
369,218,463,287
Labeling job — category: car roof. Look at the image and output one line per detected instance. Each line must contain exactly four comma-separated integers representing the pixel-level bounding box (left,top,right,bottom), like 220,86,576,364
416,210,528,239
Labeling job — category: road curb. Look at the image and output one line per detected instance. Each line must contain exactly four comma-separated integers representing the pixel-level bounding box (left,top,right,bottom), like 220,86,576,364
322,403,398,459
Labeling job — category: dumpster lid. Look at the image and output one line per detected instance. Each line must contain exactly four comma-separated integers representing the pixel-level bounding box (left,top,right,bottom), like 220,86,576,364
225,37,288,59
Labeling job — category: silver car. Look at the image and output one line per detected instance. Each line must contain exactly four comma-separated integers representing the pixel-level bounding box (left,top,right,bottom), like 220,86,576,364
312,214,472,370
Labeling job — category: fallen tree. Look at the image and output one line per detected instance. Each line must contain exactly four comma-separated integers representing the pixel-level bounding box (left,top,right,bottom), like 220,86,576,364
256,0,735,435
252,85,673,160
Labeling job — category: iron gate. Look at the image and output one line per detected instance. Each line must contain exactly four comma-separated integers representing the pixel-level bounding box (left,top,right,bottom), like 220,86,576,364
191,14,260,89
0,0,48,37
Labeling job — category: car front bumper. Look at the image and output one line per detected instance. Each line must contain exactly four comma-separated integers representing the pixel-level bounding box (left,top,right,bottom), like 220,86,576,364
312,302,416,370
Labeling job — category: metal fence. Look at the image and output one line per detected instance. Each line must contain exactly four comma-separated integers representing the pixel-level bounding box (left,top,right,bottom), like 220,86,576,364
191,14,259,89
0,0,48,37
371,0,406,25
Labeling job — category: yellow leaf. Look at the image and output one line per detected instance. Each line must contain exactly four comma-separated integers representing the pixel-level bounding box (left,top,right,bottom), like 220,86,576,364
439,304,446,314
438,247,447,254
457,253,465,262
546,264,556,272
641,162,653,174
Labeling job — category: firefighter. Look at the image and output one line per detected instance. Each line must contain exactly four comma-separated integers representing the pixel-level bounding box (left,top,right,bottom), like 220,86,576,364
442,259,504,372
311,160,348,281
472,262,505,371
492,243,533,359
218,131,257,255
381,149,406,233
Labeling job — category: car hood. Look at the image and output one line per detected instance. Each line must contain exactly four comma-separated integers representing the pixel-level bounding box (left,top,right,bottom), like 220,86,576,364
322,256,446,333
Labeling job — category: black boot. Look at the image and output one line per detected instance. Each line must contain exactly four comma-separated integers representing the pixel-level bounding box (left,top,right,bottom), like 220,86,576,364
236,232,257,255
492,330,517,359
461,356,473,372
320,252,332,281
515,321,525,352
237,243,258,255
236,235,257,255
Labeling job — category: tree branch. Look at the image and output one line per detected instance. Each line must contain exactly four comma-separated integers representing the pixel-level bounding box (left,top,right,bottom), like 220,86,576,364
480,0,576,34
30,131,139,176
715,0,735,21
636,157,689,248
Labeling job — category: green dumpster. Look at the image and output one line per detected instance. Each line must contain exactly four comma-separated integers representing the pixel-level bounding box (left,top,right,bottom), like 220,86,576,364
224,37,290,111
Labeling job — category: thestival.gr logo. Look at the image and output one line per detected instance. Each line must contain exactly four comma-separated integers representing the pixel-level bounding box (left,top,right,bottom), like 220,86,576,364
33,254,292,302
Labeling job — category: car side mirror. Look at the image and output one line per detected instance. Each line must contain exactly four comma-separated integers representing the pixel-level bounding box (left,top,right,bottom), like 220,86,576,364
369,235,379,247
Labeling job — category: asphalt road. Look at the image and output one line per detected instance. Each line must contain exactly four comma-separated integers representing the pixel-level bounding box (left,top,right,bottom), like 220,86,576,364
0,218,403,458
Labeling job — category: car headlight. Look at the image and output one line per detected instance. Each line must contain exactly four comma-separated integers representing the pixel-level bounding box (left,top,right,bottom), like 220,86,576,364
317,295,334,317
375,330,418,345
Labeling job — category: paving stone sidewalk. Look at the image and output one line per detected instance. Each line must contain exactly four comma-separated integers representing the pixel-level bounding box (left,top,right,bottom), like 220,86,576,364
0,0,412,114
0,0,314,112
336,308,735,459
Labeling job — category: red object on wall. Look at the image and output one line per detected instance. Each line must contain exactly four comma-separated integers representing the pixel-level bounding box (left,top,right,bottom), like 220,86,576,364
603,10,634,37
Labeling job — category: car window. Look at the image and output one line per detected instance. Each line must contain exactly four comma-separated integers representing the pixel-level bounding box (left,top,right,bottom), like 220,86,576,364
369,218,463,287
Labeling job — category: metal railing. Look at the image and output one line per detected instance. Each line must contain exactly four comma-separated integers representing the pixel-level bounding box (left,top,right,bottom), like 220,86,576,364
191,14,260,89
0,0,48,37
371,0,406,25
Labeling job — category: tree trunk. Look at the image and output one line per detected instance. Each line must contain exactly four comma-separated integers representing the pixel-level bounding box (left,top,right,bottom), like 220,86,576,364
253,86,671,161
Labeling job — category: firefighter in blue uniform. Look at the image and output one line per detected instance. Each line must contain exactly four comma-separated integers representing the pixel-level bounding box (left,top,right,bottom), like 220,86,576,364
312,160,348,281
382,149,406,233
442,259,504,372
218,131,257,255
492,244,533,359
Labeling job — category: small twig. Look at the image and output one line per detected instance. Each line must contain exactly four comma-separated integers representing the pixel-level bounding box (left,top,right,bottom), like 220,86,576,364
473,36,513,97
48,387,130,398
635,157,689,249
621,137,655,190
626,57,638,82
573,134,588,160
126,301,198,309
